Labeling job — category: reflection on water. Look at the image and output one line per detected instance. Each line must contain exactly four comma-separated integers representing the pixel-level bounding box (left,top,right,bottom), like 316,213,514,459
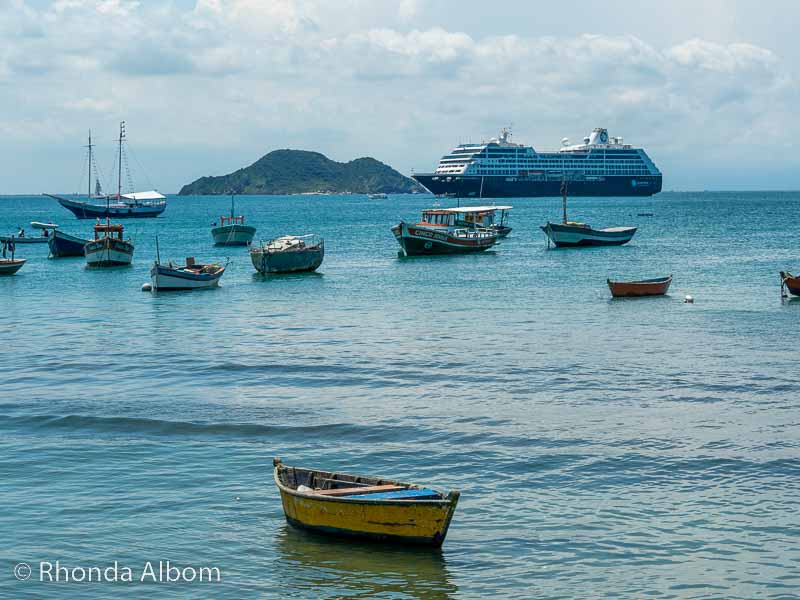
274,524,457,599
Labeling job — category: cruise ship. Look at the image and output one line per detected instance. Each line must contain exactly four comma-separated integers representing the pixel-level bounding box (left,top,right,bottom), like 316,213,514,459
413,127,662,198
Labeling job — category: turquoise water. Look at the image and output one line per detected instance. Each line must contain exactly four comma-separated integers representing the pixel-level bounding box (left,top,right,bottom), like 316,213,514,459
1,192,799,599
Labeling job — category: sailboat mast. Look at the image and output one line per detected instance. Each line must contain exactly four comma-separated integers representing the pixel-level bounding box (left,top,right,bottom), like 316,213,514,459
230,191,234,219
87,130,92,199
117,121,125,201
561,179,567,224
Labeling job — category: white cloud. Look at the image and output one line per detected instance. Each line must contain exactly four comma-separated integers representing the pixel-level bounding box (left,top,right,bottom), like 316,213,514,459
0,0,798,192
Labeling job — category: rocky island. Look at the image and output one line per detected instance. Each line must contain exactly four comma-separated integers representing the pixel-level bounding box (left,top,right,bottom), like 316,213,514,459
179,149,425,195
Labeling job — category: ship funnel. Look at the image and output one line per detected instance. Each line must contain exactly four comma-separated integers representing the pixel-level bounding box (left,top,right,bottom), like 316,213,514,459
588,128,609,145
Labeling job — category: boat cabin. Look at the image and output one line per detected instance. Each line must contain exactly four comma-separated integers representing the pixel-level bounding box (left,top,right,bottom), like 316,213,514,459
93,223,125,239
219,215,246,226
420,205,512,229
421,210,457,227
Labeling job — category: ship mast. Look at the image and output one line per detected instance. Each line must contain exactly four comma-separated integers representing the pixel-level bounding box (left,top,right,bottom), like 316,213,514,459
117,121,125,201
87,130,93,199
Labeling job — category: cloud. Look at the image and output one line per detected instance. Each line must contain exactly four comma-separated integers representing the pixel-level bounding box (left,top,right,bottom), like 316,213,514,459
0,0,798,192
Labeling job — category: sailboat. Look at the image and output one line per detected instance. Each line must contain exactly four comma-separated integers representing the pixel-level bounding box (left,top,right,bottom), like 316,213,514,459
84,122,135,267
540,180,637,247
211,192,256,246
45,126,166,219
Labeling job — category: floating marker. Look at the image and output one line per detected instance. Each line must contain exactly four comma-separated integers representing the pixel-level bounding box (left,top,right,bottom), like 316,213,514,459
141,283,152,292
684,295,694,303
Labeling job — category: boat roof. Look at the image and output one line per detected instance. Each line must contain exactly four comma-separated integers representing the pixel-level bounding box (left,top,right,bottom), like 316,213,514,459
121,190,165,200
94,223,124,232
423,205,513,213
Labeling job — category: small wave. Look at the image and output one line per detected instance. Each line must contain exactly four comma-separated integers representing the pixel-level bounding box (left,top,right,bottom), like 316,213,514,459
1,413,380,441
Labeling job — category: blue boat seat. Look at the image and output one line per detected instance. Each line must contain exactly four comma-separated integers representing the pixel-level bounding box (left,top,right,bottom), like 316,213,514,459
345,488,441,500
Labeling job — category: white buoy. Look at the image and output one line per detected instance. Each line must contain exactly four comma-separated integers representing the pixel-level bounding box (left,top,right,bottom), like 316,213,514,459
684,295,694,303
141,283,152,292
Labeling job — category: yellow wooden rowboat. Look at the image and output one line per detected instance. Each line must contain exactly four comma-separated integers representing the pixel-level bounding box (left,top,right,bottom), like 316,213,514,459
273,457,460,547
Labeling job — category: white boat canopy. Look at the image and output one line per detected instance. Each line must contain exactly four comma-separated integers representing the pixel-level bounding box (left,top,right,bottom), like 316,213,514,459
121,190,166,201
434,205,513,213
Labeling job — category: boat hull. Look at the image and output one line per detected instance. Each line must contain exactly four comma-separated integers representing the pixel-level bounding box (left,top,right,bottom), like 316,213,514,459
413,173,662,198
274,462,459,547
392,223,497,256
49,230,90,257
541,222,637,247
250,245,324,274
212,224,256,246
85,237,134,266
781,272,800,296
0,236,48,244
0,259,26,275
51,196,166,219
608,276,672,297
150,263,225,291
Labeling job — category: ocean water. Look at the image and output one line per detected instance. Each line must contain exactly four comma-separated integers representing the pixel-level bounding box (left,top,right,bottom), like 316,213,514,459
1,192,799,599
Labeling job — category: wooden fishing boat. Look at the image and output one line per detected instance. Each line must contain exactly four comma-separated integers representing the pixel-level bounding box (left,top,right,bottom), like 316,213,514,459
211,193,256,246
85,223,134,266
273,457,460,547
392,206,498,256
49,229,90,257
0,259,26,275
250,234,324,274
541,180,636,247
608,275,672,297
542,222,637,247
150,257,226,291
781,271,800,297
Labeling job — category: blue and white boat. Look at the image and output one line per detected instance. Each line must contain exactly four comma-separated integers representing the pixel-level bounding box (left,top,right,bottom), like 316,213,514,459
150,258,226,291
413,127,662,198
48,229,90,257
46,125,167,219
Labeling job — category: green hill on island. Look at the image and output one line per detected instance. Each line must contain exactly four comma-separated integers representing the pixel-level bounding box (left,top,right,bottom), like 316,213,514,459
179,149,425,195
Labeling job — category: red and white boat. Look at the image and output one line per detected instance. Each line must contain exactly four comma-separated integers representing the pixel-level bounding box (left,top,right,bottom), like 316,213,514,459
391,207,498,256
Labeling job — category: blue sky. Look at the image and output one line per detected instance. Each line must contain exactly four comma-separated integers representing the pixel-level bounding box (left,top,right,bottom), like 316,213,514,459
2,0,799,193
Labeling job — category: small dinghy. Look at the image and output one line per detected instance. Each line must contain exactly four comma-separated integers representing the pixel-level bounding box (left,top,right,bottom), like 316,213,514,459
273,458,460,547
31,221,59,230
608,275,672,297
250,234,324,274
150,256,226,291
0,259,26,275
781,272,800,297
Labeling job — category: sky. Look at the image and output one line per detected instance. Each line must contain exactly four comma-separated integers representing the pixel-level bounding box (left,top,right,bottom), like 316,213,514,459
2,0,800,193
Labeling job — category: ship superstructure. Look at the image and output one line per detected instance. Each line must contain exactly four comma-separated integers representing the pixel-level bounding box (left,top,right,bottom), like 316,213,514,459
413,127,662,198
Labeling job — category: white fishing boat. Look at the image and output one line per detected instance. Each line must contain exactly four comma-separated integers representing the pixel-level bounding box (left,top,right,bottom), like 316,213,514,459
84,123,135,267
211,193,256,246
368,193,388,199
250,235,324,274
85,223,134,266
150,257,226,291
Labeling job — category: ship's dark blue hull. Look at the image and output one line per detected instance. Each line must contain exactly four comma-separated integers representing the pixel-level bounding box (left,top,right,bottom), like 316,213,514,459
48,230,90,257
412,174,662,198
